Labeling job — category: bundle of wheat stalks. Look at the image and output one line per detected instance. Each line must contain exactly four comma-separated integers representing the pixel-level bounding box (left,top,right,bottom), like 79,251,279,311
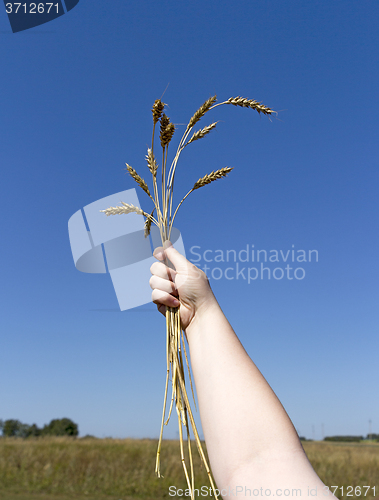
100,94,275,499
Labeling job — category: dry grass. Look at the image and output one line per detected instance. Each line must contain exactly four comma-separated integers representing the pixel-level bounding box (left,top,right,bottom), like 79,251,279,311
0,437,211,499
302,441,379,499
0,438,378,500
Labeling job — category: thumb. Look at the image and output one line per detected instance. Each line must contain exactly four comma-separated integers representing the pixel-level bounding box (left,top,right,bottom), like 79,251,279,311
163,241,189,272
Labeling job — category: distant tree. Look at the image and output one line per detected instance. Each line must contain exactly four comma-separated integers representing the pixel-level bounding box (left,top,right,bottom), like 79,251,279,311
2,419,20,437
1,418,78,438
2,419,26,437
26,423,42,437
41,418,79,437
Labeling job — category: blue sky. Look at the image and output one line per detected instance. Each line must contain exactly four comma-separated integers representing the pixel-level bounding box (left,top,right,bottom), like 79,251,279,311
0,1,378,440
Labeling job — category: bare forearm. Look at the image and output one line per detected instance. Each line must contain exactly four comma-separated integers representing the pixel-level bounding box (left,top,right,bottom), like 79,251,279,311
186,296,312,489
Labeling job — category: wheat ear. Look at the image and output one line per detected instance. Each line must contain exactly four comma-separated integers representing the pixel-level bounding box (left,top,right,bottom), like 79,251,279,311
193,166,234,190
187,95,217,130
185,122,218,146
152,99,165,125
125,163,154,201
210,96,276,116
146,148,158,177
100,202,157,223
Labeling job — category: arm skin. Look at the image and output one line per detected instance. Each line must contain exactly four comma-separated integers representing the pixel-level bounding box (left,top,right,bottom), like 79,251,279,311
150,242,334,499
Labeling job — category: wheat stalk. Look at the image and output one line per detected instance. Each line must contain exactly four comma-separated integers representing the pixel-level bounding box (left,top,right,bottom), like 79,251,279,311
100,94,274,500
144,208,155,238
168,167,234,238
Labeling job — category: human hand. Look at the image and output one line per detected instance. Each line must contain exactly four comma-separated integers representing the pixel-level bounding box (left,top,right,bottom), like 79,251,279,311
149,241,217,331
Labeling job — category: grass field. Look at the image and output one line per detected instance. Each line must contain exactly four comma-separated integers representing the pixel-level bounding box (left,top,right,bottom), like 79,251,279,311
0,438,378,500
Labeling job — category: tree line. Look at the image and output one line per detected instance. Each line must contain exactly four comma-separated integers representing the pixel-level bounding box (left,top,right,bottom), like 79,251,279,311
0,418,78,437
324,434,379,442
299,434,378,443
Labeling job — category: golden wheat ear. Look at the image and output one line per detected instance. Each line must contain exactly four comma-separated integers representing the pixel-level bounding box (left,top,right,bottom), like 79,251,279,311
152,99,165,125
160,114,175,148
186,122,218,146
187,95,217,129
225,96,275,115
125,164,153,200
193,166,234,190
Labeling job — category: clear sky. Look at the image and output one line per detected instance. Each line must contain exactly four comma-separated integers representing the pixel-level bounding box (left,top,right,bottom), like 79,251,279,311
0,1,378,440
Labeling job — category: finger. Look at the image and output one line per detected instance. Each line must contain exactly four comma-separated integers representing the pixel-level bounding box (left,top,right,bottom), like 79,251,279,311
152,289,180,308
149,275,178,295
162,241,190,272
157,303,166,316
153,245,165,261
150,261,177,282
153,242,188,272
